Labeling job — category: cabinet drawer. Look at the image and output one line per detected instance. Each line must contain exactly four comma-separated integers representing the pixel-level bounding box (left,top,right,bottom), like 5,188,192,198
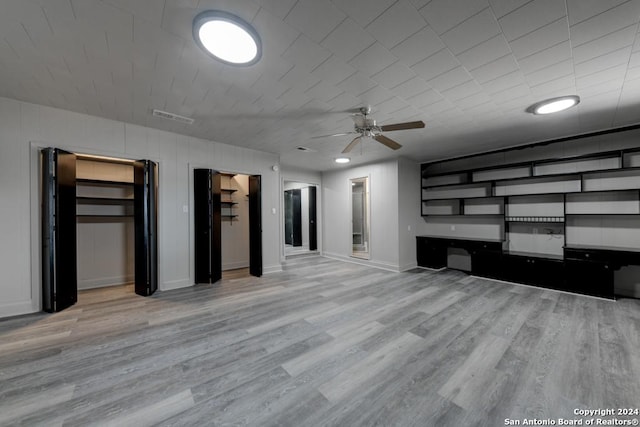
564,249,609,263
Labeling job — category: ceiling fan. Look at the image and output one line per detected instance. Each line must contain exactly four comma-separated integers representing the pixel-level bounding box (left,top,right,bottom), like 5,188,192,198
313,107,425,154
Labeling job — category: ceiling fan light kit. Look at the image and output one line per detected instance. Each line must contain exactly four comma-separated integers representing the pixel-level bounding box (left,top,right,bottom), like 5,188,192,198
313,107,426,154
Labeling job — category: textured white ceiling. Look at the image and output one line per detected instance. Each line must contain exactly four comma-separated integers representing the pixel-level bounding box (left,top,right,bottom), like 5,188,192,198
1,0,640,170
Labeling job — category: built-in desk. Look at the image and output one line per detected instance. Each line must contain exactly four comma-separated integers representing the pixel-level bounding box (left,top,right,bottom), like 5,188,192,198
416,236,640,299
563,246,640,299
416,236,502,270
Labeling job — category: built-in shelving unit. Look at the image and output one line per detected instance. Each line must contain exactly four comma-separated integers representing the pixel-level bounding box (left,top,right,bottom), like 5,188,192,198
220,173,238,221
419,147,640,299
76,177,134,218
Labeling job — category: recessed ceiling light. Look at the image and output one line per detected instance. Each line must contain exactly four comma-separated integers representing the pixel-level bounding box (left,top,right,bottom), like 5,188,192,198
528,95,580,115
335,157,350,164
193,10,261,66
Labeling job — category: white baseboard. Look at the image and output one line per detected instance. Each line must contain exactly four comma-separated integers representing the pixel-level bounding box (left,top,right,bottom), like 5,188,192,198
161,278,193,291
399,262,418,272
0,300,38,319
322,252,401,272
78,275,134,290
263,264,283,274
223,261,249,271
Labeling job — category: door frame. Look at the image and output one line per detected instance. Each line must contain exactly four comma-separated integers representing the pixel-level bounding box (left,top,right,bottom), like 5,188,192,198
188,164,264,282
280,178,322,262
29,142,162,313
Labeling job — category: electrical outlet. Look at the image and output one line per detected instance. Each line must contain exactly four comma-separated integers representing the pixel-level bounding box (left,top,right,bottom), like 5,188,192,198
450,225,456,231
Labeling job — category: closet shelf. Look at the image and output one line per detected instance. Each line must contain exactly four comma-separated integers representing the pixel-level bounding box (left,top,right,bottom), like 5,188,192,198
77,214,134,218
221,201,238,205
77,196,133,204
221,188,237,193
77,178,134,186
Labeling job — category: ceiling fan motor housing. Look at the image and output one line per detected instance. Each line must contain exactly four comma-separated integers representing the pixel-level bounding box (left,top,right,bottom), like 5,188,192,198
354,117,380,136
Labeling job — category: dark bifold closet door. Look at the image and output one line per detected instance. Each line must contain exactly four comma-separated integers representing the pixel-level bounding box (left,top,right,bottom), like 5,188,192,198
194,169,221,284
249,175,262,277
41,148,77,313
134,160,158,296
308,186,317,251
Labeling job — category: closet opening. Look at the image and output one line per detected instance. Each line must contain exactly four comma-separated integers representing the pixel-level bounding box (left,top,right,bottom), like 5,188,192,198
76,155,136,297
41,148,158,313
221,173,250,279
194,169,262,284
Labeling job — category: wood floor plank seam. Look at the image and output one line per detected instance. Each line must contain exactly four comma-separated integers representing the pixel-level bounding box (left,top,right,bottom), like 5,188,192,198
0,256,638,426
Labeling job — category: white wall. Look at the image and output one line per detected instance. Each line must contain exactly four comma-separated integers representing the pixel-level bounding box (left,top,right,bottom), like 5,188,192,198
397,157,421,271
322,159,400,271
0,96,281,319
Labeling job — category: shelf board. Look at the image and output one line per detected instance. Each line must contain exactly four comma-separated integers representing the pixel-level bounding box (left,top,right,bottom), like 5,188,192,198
423,196,503,203
506,216,564,223
421,213,502,217
565,243,640,253
422,148,633,179
418,235,504,243
221,201,238,205
77,214,134,218
504,250,564,261
221,188,237,193
421,182,487,190
580,165,640,177
220,172,236,177
77,196,133,204
222,215,238,218
565,212,640,216
77,178,134,186
495,189,582,197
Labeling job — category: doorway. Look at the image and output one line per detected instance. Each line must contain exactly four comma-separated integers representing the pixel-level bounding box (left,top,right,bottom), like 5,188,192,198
41,148,158,313
283,181,318,257
193,169,262,284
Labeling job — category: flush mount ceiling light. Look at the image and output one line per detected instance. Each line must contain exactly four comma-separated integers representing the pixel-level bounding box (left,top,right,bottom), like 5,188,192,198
528,95,580,115
193,10,262,66
335,157,351,164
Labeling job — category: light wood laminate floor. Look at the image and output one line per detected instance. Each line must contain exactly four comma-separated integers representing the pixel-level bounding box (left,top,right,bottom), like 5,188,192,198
1,257,639,426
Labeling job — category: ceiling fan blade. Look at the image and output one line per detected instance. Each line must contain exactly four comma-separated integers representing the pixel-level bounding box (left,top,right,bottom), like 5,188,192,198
311,132,358,139
342,136,362,153
374,134,402,150
379,120,425,132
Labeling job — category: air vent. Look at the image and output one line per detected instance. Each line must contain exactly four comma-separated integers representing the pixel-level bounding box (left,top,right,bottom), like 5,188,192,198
152,109,194,125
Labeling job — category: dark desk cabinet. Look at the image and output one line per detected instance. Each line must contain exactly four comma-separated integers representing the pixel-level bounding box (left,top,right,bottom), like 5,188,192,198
562,247,635,299
416,237,447,269
501,255,564,289
416,236,502,272
415,236,639,299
